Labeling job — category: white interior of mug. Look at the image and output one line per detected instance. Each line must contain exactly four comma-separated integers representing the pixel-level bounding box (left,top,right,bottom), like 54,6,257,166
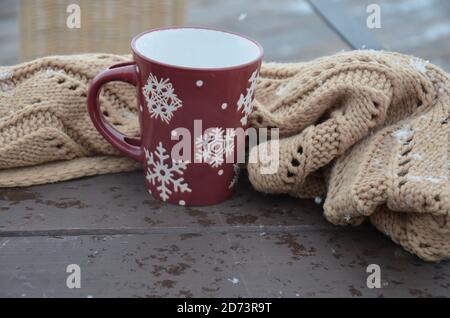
134,28,262,69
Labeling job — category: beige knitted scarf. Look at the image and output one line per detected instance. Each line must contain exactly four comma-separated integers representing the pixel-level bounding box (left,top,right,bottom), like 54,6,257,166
0,52,449,261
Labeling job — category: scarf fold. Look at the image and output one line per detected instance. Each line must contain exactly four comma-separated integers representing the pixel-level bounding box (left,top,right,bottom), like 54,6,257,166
0,54,141,187
248,51,449,262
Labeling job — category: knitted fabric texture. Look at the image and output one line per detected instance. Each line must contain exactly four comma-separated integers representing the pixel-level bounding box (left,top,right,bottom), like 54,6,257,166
0,54,141,186
1,52,449,261
248,51,450,262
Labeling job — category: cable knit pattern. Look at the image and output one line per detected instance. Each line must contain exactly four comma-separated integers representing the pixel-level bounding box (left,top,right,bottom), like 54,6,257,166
248,51,450,262
0,54,141,186
1,52,449,261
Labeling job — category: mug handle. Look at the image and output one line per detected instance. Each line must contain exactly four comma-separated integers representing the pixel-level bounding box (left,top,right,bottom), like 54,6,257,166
87,62,143,162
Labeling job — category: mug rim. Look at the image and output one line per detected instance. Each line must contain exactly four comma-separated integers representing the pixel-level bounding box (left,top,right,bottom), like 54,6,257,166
131,26,264,72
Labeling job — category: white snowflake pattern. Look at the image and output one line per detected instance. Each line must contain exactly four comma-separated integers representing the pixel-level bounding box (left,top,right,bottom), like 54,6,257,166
195,128,224,167
195,128,235,168
228,164,241,189
237,70,258,125
142,74,182,124
145,142,191,201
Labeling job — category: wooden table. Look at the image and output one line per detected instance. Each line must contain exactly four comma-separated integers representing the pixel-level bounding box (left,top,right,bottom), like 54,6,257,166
1,172,449,298
1,0,449,298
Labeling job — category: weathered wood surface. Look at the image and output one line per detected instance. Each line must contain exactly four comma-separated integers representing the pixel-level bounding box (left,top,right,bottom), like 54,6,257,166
0,0,450,298
1,172,449,298
308,0,383,50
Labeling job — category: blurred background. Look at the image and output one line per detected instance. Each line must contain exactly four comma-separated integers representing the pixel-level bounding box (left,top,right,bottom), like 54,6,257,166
1,0,450,72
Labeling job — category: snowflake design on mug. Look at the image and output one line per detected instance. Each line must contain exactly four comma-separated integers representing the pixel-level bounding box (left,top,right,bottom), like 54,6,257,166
142,74,183,124
145,142,191,201
195,128,235,168
237,70,258,125
224,128,236,157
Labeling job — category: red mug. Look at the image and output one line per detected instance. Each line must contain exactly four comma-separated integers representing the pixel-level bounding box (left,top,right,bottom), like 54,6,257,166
88,27,263,206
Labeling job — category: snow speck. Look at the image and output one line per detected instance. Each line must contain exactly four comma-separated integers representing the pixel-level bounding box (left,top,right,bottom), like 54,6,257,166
179,200,186,206
361,44,367,49
260,232,266,236
120,108,136,119
0,70,13,81
317,79,323,86
344,214,352,222
228,277,240,285
171,129,178,137
410,58,428,74
196,80,204,87
426,176,447,184
0,240,9,249
295,293,300,297
373,158,381,168
314,197,323,204
0,70,14,92
276,83,291,96
238,13,247,21
87,295,94,298
218,169,224,176
406,175,422,182
410,153,422,161
407,175,447,184
221,103,228,110
367,49,382,55
40,68,64,78
392,126,413,142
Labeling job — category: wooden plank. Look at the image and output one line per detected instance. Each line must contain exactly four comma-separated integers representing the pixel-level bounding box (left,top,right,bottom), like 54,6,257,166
185,0,348,62
0,172,337,235
1,172,448,297
307,0,383,50
1,230,448,297
337,0,450,72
